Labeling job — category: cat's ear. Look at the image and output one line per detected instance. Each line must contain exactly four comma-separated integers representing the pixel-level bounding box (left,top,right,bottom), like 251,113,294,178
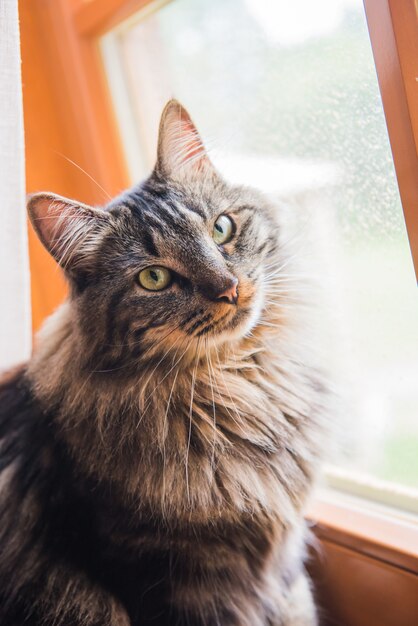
27,192,109,272
155,99,215,180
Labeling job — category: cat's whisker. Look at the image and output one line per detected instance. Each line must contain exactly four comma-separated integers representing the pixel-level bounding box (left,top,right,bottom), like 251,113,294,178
263,254,299,274
55,152,112,201
140,336,190,419
213,346,248,435
136,334,185,426
264,290,310,298
263,273,309,283
205,340,218,472
161,366,180,520
92,324,183,375
185,338,202,504
139,322,186,358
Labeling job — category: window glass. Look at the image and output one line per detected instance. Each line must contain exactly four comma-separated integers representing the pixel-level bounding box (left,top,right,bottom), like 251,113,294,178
101,0,418,498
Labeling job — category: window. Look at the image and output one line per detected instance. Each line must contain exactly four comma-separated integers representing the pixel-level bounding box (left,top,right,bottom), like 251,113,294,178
100,0,418,508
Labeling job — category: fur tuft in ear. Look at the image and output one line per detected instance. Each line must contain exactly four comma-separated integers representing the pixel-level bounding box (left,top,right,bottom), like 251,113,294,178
27,193,109,272
155,99,215,180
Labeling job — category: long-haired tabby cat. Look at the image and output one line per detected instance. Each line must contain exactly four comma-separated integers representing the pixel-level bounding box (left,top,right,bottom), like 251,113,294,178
0,101,327,625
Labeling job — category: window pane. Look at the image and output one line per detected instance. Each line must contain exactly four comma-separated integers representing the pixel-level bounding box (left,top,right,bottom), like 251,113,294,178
101,0,418,498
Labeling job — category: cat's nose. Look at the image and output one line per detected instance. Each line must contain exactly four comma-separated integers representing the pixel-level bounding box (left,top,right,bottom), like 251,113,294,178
215,277,239,305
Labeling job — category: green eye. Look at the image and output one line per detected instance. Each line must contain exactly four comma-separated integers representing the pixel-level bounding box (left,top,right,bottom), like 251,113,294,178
213,215,234,245
138,266,171,291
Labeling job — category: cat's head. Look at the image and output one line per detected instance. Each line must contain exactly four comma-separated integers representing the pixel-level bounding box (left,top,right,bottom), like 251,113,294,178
28,100,283,371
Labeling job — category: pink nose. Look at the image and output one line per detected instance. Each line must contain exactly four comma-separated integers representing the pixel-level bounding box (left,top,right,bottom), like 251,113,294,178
216,278,239,305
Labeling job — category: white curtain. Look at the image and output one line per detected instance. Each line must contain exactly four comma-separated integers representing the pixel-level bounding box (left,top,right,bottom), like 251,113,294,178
0,0,31,369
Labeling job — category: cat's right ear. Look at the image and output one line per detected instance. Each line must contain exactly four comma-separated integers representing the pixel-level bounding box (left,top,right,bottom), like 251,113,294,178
155,99,216,181
27,192,109,272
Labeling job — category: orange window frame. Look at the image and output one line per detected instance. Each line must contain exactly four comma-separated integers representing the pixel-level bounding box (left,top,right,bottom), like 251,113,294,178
20,1,418,622
364,0,418,280
21,0,136,332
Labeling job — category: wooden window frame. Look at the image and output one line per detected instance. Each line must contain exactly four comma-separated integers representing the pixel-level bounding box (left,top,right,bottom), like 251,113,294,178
20,0,418,623
364,0,418,281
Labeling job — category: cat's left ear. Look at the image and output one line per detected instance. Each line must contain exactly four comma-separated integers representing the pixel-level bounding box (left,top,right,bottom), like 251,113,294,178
27,192,109,272
155,99,216,180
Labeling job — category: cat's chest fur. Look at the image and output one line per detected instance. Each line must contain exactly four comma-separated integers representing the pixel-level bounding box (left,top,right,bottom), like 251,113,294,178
61,354,320,537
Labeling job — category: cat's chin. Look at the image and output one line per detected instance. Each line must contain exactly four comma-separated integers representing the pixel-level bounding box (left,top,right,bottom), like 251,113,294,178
202,291,264,348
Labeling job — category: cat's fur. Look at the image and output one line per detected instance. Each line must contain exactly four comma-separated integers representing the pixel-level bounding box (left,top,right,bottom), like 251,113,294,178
0,101,327,625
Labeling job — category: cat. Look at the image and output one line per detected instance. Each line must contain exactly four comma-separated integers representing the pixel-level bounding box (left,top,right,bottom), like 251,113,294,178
0,100,327,625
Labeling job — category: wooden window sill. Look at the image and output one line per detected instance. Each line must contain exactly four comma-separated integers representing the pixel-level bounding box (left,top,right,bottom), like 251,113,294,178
307,488,418,575
306,488,418,626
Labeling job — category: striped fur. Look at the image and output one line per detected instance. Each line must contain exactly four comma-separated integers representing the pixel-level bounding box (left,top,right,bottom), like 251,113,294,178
0,101,327,625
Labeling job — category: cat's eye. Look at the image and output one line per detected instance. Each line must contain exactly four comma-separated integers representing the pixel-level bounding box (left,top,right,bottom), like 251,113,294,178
213,215,234,245
138,266,171,291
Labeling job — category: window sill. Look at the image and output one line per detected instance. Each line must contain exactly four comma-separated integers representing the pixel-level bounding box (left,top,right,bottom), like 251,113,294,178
306,487,418,575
